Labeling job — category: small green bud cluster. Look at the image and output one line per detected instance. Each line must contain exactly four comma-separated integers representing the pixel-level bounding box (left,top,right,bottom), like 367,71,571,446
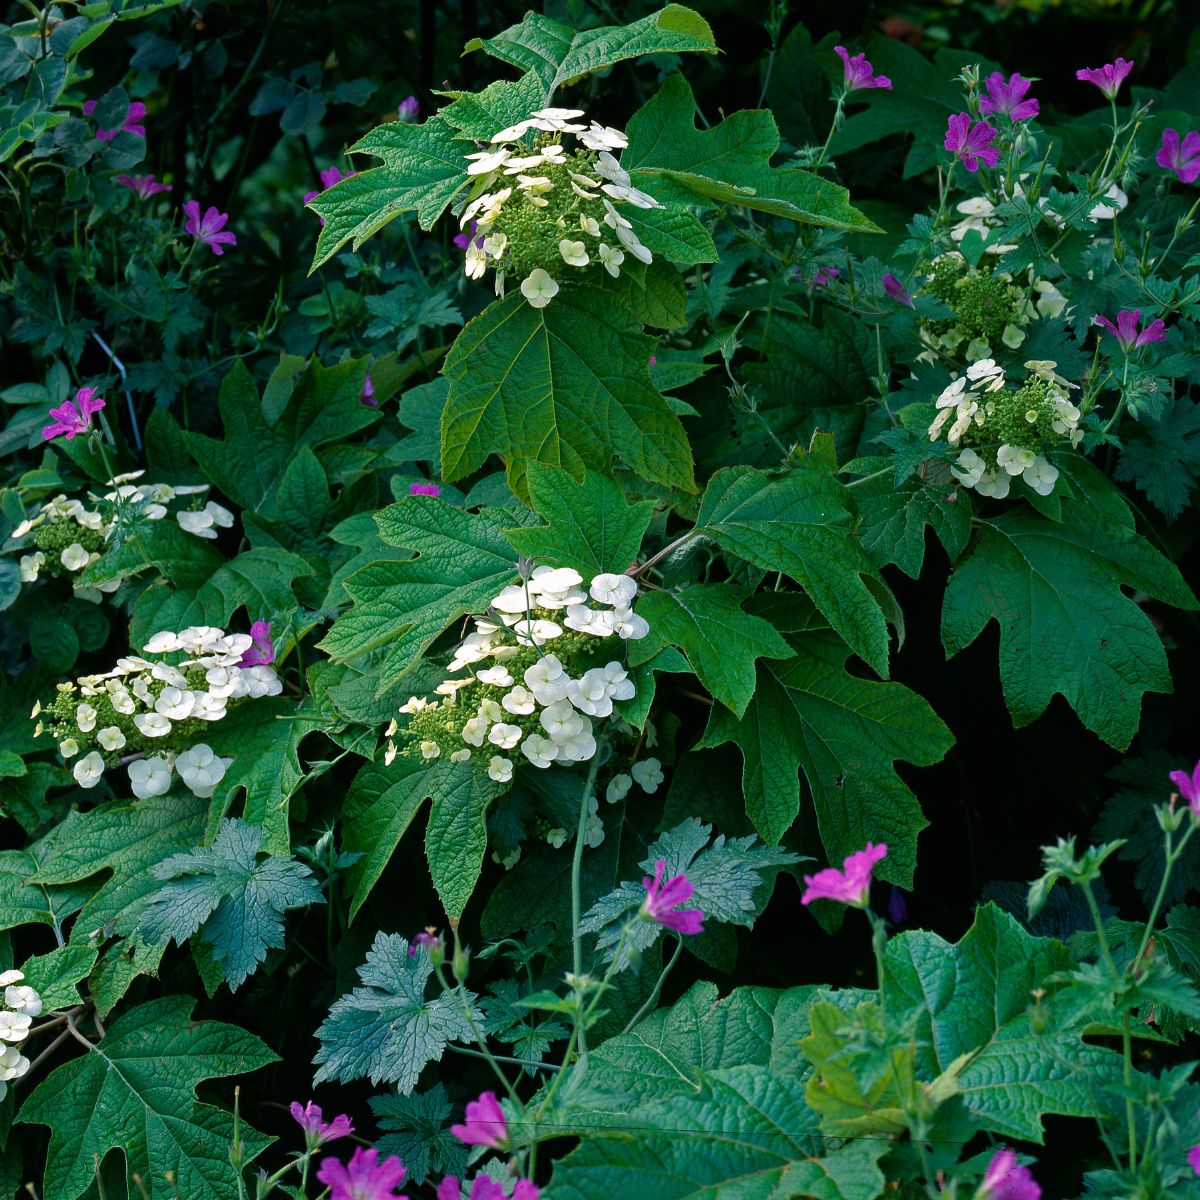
921,252,1027,359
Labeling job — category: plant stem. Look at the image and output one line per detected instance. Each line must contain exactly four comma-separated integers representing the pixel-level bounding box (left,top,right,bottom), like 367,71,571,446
623,937,683,1034
570,747,605,1058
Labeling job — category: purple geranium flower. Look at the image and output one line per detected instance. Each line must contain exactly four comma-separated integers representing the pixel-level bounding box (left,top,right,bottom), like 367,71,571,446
407,927,442,958
182,201,237,256
834,46,891,91
238,621,275,667
641,860,705,935
437,1180,538,1200
43,387,105,442
944,113,1000,172
317,1148,408,1200
1190,1139,1200,1175
305,166,357,210
1156,128,1200,184
979,72,1039,122
882,272,914,307
454,220,481,252
1093,309,1166,351
83,99,146,140
802,843,888,908
397,96,420,123
1076,58,1134,100
410,482,441,497
290,1100,354,1149
451,1091,507,1149
1170,759,1200,815
362,374,377,407
116,174,172,199
812,266,840,289
978,1149,1041,1200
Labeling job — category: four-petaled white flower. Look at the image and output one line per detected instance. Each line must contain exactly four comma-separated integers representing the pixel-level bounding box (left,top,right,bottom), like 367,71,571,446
520,269,559,309
72,750,105,790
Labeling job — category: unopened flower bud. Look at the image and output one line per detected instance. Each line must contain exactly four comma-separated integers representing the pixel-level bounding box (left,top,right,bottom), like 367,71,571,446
452,943,470,983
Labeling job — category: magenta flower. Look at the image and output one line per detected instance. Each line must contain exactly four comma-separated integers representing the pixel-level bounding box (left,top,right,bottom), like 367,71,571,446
83,98,146,140
801,843,888,908
305,166,357,207
451,1091,507,1149
944,113,1000,172
454,221,480,252
361,375,377,407
116,174,172,199
42,387,105,442
1170,759,1200,815
1076,58,1134,101
641,860,705,935
397,96,420,123
289,1100,354,1149
182,201,237,257
410,482,441,497
834,46,891,92
1155,128,1200,185
1093,309,1166,351
812,266,840,289
238,621,275,667
978,1149,1041,1200
979,72,1039,122
407,928,442,959
317,1148,408,1200
437,1180,538,1200
1190,1140,1200,1175
882,273,914,308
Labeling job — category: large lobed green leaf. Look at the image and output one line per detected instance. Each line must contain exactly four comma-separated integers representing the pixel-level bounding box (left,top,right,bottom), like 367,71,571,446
440,285,695,502
18,996,276,1200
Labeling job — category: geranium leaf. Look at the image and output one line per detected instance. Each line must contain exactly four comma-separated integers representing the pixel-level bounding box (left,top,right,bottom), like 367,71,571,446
440,285,695,502
18,996,276,1200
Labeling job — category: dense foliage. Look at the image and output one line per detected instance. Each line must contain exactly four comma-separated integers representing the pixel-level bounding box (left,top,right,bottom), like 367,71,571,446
2,0,1200,1197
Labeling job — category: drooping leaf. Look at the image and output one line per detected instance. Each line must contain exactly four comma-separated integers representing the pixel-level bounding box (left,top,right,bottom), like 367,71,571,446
440,285,695,502
505,465,654,578
139,819,323,989
695,463,895,678
313,933,477,1092
700,628,952,876
624,74,879,231
941,504,1198,749
319,499,522,694
18,996,276,1200
631,583,794,716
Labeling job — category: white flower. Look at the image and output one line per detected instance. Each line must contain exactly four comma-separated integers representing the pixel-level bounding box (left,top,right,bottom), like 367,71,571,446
512,618,562,646
525,654,567,699
97,726,126,752
465,240,488,279
60,543,90,572
134,712,172,738
420,740,442,759
72,751,105,790
435,678,473,698
488,722,522,750
0,1012,31,1043
238,665,282,699
604,662,636,701
18,552,44,583
567,668,613,717
400,696,430,715
1023,455,1059,496
520,269,559,309
602,199,632,230
501,686,536,715
75,703,98,732
0,972,22,987
205,666,239,698
606,773,632,804
483,232,507,259
155,686,195,720
581,122,628,152
466,147,511,176
615,223,652,264
529,566,583,593
974,468,1012,499
541,699,586,742
520,733,559,769
996,444,1036,476
462,716,490,747
557,730,597,762
129,756,173,799
178,626,226,653
143,631,183,653
546,827,568,848
479,698,503,723
192,691,228,721
1089,182,1127,221
476,665,513,687
491,584,532,615
951,449,987,489
579,214,601,237
590,573,637,608
490,119,537,142
597,243,624,277
559,239,589,267
4,985,41,1017
613,609,649,640
488,755,514,783
1034,281,1068,320
150,663,189,689
631,757,665,793
966,358,1006,391
450,748,472,763
59,738,79,759
532,106,586,121
175,743,232,799
109,687,135,715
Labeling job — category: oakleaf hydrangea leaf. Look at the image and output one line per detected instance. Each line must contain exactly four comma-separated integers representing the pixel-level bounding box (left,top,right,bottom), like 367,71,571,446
18,996,276,1200
700,629,952,874
941,504,1198,749
314,933,478,1092
138,818,323,990
579,818,798,965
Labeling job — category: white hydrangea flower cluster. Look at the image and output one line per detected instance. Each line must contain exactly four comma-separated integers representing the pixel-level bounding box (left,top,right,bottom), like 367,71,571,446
0,969,41,1101
458,107,661,306
929,358,1082,499
388,567,648,785
10,472,232,602
33,625,280,800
